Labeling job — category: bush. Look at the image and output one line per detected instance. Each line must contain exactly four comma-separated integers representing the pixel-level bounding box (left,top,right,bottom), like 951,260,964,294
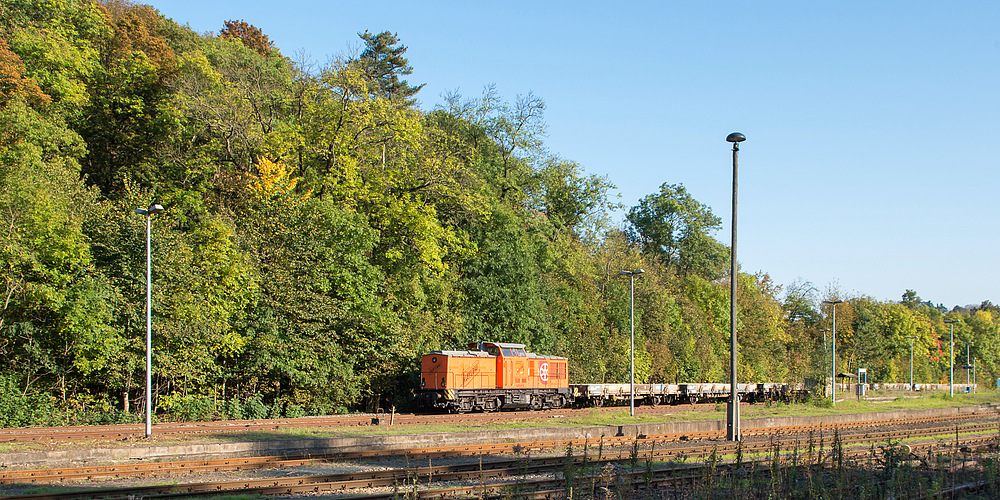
0,375,56,427
223,398,245,420
245,394,268,420
159,394,216,422
285,403,305,418
63,393,138,425
810,394,834,408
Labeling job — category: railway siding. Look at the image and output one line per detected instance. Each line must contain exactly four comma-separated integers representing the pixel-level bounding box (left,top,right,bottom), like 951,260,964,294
1,405,992,469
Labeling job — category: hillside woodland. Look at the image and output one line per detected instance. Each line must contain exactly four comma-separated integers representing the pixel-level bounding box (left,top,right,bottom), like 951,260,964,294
1,0,996,425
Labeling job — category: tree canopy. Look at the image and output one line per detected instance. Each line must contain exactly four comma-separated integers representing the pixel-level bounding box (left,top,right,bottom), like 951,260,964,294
0,0,994,424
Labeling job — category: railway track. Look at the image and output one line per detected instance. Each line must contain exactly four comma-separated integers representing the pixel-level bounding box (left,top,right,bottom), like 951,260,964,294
0,422,998,500
0,412,989,484
1,412,995,499
0,400,982,444
0,404,721,443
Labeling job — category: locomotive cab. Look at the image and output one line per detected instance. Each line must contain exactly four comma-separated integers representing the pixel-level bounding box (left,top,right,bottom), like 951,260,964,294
414,341,570,413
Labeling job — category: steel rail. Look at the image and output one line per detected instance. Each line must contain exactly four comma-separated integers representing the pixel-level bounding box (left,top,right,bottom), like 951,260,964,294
1,419,995,499
2,413,993,484
0,403,985,443
15,432,988,500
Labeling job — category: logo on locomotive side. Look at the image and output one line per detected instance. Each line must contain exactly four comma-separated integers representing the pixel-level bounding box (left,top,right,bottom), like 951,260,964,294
539,362,549,383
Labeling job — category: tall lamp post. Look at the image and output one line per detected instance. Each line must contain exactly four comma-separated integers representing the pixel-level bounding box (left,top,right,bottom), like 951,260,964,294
906,336,918,391
820,328,830,391
619,269,644,416
944,319,959,397
135,204,164,438
823,300,843,404
963,342,973,390
726,131,745,442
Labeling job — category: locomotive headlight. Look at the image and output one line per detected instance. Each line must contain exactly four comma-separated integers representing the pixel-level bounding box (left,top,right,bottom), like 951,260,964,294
421,378,426,387
441,378,446,387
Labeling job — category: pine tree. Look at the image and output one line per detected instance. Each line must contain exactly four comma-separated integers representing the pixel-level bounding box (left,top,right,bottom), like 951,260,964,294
357,30,424,103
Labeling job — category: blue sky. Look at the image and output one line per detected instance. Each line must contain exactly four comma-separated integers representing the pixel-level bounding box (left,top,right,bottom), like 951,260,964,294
148,1,999,308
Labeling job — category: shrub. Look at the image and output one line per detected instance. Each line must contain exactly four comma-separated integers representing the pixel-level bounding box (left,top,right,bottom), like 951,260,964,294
0,375,56,427
268,400,283,419
64,393,138,425
810,394,834,408
223,398,245,420
245,394,268,420
159,394,216,422
285,403,305,418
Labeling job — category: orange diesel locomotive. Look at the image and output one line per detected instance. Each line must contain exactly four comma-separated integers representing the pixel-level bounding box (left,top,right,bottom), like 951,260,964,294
414,341,569,412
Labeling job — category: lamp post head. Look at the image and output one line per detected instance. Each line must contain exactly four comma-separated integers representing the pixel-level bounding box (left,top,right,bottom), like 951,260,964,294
823,300,844,305
619,269,645,276
135,204,165,216
726,132,746,143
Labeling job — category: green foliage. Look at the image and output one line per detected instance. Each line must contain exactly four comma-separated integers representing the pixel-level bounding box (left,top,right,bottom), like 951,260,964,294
284,403,305,418
626,183,729,279
223,397,244,420
245,394,268,420
357,30,423,102
158,393,216,422
0,1,993,426
459,206,552,349
0,0,106,116
78,1,178,195
0,375,56,427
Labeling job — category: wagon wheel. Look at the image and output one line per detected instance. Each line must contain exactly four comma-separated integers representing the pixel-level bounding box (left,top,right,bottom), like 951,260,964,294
530,396,543,411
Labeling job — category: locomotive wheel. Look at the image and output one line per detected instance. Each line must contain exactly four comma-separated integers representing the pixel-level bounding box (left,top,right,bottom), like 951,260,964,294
530,396,542,411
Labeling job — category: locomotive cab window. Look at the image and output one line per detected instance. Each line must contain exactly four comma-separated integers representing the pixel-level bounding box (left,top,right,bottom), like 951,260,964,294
501,348,514,356
515,348,526,357
487,346,501,356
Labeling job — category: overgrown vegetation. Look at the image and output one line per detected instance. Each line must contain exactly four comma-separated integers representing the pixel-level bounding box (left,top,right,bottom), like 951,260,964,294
1,0,998,426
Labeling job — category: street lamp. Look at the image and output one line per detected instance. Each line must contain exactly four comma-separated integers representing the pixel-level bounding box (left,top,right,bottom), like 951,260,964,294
135,203,164,438
726,131,745,442
973,358,977,394
963,341,973,390
823,300,843,404
906,336,918,391
943,319,959,397
619,269,644,416
819,328,830,391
